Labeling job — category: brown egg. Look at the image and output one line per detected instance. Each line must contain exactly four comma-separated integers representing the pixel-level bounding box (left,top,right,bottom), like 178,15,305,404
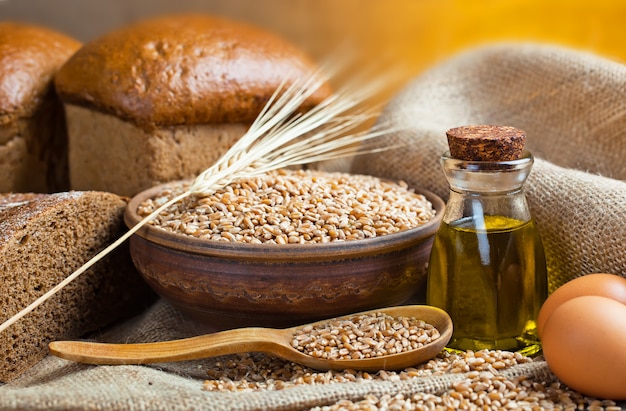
541,295,626,400
537,273,626,337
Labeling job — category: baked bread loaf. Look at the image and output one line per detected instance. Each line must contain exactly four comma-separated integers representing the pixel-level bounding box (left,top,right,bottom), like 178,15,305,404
0,22,80,193
0,191,154,382
55,14,332,197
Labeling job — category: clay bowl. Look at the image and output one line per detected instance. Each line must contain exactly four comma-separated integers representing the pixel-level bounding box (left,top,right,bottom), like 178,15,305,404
124,182,444,330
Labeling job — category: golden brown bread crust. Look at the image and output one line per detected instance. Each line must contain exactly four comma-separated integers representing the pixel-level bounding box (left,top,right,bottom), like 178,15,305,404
55,14,332,130
0,22,80,192
0,22,80,127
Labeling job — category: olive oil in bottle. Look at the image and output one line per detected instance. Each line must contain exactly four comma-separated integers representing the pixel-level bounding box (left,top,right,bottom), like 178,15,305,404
426,125,548,356
427,214,547,354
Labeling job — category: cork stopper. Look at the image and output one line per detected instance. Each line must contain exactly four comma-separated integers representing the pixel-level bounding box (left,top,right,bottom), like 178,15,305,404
446,125,526,161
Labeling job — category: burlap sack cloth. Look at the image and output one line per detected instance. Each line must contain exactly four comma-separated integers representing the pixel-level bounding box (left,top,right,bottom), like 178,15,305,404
0,43,624,410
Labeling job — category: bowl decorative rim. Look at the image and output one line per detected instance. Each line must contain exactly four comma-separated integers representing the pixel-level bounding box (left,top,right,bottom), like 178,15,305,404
124,180,445,261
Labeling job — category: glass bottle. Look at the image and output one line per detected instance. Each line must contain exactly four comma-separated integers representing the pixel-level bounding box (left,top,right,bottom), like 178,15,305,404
426,126,548,356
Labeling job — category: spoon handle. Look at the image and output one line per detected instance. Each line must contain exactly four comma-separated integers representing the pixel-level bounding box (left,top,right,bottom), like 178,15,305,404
49,327,286,365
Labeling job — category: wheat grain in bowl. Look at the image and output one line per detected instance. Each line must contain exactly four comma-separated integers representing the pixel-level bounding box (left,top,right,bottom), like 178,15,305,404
136,168,437,244
125,170,444,328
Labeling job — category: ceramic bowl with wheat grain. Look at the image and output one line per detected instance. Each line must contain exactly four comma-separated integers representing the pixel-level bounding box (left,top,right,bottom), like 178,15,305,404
124,170,444,330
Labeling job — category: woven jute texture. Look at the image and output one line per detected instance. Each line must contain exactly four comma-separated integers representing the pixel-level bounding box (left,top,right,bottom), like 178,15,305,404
352,42,626,293
0,299,558,411
1,43,625,410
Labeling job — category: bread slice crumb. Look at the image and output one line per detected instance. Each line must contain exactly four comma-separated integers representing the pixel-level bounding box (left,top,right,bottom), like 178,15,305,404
0,191,154,382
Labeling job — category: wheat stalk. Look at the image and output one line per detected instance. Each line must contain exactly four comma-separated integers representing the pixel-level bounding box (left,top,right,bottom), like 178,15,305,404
0,68,397,334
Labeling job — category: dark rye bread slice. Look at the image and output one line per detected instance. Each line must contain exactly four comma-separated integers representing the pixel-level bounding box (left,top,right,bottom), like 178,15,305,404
0,191,154,382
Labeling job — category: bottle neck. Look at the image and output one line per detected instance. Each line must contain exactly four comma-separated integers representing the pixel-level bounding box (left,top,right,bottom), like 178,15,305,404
441,151,534,194
440,151,534,224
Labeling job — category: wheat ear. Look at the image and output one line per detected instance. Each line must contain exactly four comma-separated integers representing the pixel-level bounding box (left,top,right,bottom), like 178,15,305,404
0,69,397,334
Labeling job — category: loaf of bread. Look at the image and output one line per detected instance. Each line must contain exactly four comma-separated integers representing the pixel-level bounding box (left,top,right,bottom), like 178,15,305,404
0,22,80,193
55,14,332,197
0,191,154,382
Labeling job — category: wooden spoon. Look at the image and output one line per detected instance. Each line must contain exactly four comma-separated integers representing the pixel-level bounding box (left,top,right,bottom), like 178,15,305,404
49,305,452,371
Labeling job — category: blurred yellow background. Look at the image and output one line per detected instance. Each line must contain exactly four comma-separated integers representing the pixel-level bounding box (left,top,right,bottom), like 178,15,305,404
2,0,625,100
